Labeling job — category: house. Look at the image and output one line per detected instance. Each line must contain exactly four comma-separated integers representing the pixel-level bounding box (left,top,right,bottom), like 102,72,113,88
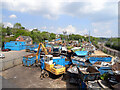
84,34,89,37
56,34,60,38
16,36,33,45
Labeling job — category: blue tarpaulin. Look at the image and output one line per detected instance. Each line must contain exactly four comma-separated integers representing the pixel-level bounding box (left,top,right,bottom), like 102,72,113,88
55,38,61,41
75,51,88,56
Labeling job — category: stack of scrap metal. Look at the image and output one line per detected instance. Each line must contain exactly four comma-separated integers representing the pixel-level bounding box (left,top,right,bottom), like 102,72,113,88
87,80,102,89
67,66,79,84
92,61,113,68
78,66,100,82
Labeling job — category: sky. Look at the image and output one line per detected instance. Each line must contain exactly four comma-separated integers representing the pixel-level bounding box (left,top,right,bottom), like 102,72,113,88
1,0,119,37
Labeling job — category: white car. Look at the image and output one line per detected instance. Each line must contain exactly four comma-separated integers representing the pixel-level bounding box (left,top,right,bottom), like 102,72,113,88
0,53,5,59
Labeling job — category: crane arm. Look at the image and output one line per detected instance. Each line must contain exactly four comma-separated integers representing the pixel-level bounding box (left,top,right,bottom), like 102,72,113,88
36,43,48,61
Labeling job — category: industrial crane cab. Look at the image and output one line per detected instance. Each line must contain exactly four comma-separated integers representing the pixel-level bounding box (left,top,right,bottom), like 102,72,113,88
43,55,66,75
44,55,53,64
52,46,61,57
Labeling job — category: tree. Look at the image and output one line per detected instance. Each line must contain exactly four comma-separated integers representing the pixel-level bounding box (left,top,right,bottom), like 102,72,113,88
32,28,38,32
13,23,22,29
31,31,33,35
21,26,25,29
49,33,56,41
6,26,11,35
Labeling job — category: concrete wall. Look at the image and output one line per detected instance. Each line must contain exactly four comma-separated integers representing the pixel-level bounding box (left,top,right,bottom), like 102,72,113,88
0,57,23,71
97,44,120,58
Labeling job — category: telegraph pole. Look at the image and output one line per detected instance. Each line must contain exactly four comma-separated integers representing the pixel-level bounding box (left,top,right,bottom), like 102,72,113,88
89,30,90,43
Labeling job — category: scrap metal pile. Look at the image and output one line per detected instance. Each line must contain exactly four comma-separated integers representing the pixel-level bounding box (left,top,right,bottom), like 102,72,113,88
22,40,120,89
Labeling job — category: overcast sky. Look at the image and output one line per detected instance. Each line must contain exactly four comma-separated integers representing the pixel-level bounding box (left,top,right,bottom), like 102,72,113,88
1,0,119,37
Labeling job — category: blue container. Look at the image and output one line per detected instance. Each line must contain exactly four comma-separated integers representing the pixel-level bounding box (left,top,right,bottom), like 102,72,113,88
53,57,65,66
55,38,61,41
4,41,26,51
23,54,36,66
98,67,113,75
26,44,39,51
75,51,88,56
23,59,36,66
65,61,72,65
78,66,100,81
72,59,85,66
89,56,112,64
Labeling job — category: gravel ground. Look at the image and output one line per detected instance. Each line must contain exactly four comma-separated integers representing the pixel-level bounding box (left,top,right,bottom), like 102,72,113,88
1,65,77,88
0,50,115,88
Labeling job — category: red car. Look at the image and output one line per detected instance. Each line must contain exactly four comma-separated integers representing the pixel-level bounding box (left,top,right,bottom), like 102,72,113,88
2,49,11,52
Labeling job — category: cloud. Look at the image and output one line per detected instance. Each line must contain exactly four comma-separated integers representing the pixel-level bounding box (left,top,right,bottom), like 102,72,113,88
3,22,13,28
9,14,17,18
79,29,88,35
56,25,76,34
40,26,47,30
91,21,118,37
93,29,98,34
51,25,89,36
28,28,33,31
2,0,118,37
2,0,118,21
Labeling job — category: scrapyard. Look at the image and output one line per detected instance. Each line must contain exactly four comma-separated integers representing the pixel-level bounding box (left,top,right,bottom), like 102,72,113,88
1,38,120,89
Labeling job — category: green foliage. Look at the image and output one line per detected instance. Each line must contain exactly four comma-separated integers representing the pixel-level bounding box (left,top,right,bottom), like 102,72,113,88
49,33,56,41
21,27,25,29
6,27,11,35
103,49,107,53
2,22,115,49
100,73,109,80
13,23,22,29
105,38,120,51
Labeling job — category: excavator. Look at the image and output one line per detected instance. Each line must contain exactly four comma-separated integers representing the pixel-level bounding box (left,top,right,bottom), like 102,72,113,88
36,43,48,63
36,43,67,79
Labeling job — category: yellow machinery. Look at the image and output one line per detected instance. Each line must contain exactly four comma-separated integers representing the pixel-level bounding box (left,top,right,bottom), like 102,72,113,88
59,41,62,45
36,43,48,63
41,55,66,77
36,43,66,79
